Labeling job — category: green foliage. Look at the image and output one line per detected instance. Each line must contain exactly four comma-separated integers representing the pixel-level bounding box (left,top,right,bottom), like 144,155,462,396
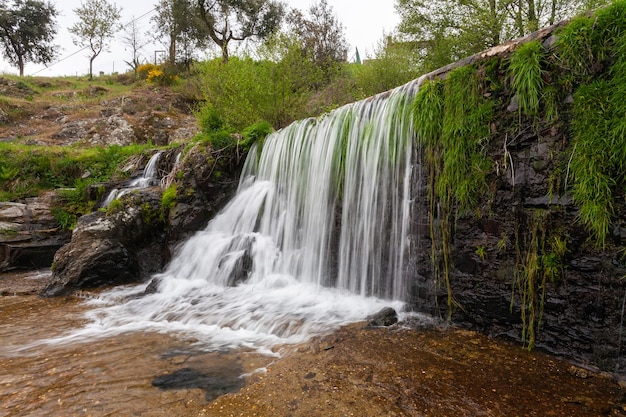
106,198,123,215
508,41,545,119
439,66,493,214
241,121,274,150
557,2,626,247
0,0,59,76
0,143,151,228
196,0,285,62
160,184,177,220
197,103,226,133
51,207,77,231
556,0,626,84
195,57,274,131
569,80,620,246
350,38,423,99
413,79,444,148
396,0,610,72
475,245,487,260
69,0,122,79
513,213,567,350
412,66,493,320
195,130,237,150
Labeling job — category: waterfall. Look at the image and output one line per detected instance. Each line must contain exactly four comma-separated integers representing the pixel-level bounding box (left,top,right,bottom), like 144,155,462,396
101,151,163,207
54,81,420,352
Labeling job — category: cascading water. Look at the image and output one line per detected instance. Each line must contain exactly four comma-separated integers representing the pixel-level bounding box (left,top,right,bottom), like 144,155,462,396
101,151,163,206
48,81,419,353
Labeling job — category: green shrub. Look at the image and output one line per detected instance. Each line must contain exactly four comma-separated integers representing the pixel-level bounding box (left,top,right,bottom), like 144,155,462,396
196,104,225,133
241,120,274,150
51,207,77,230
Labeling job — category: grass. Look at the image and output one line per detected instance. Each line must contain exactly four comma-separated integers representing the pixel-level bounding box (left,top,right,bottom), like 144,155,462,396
0,142,155,229
508,40,544,121
513,212,567,350
558,1,626,247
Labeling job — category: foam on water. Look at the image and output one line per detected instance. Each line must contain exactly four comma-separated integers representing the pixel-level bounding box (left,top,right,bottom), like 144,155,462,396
40,81,419,354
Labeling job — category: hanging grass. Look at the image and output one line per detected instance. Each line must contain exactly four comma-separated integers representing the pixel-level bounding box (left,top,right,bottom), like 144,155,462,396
563,5,626,247
412,66,494,319
508,40,545,120
439,66,493,215
413,79,444,148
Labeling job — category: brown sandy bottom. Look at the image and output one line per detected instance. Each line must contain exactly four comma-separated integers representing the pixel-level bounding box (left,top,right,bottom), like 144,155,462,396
202,322,626,417
0,275,625,416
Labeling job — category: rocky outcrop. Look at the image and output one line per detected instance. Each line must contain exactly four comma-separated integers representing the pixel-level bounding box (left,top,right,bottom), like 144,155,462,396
40,142,244,296
0,192,71,271
40,190,165,297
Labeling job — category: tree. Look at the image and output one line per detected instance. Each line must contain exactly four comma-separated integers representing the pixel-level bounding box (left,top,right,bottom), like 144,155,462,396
69,0,122,80
286,0,348,70
120,16,148,76
0,0,58,76
395,0,610,70
196,0,285,63
151,0,208,69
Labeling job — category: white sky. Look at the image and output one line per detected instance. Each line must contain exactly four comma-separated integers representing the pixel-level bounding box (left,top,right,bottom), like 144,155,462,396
0,0,399,77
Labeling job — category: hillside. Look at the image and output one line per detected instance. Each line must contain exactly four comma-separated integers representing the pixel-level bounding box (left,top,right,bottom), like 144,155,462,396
0,75,198,147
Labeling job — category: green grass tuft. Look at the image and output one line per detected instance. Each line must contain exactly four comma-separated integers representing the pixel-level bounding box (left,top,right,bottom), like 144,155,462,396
508,41,544,120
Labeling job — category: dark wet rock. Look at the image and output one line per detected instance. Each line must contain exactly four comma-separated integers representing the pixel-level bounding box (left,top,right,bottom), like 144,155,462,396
367,307,398,327
40,196,160,297
219,235,255,287
144,276,162,294
409,90,626,378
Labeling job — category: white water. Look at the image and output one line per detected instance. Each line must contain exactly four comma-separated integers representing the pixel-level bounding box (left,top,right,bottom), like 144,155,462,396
47,82,419,353
101,151,163,206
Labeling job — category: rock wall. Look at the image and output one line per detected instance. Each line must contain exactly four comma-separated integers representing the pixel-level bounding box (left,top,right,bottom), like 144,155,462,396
410,126,626,375
407,16,626,376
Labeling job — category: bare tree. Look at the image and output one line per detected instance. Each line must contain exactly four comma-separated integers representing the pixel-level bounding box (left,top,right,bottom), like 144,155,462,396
120,16,148,76
69,0,122,79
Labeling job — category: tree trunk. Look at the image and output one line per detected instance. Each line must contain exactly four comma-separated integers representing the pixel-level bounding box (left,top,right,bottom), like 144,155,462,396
221,42,229,63
18,55,24,77
89,55,95,80
527,0,538,33
169,32,176,65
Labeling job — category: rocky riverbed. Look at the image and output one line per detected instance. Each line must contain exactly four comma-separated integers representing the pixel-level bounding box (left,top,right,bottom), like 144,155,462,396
1,271,624,417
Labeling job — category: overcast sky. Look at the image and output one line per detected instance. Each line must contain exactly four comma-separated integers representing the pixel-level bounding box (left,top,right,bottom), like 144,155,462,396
0,0,400,77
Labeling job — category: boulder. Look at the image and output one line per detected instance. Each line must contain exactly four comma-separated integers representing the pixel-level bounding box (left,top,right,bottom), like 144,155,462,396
41,190,166,297
0,192,71,272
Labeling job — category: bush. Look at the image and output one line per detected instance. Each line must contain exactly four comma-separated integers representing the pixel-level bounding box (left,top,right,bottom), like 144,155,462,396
241,120,273,149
